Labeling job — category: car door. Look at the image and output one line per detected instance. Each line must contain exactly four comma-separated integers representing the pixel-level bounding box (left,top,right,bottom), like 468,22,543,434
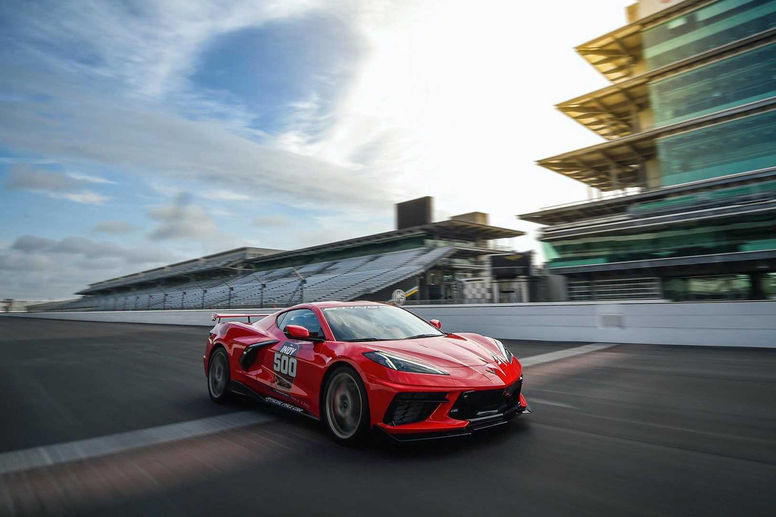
250,308,326,414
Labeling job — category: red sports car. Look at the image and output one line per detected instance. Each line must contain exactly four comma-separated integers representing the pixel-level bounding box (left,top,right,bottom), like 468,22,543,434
204,301,530,442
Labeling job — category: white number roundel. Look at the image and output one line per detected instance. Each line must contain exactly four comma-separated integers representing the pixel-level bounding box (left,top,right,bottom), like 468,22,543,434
273,351,297,378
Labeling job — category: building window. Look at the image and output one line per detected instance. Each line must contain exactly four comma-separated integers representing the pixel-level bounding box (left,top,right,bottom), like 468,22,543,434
544,215,776,267
650,43,776,127
764,272,776,299
643,0,776,70
662,274,751,301
657,110,776,186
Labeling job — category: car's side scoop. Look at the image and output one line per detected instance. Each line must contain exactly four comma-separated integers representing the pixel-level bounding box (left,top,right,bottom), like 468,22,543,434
238,339,279,370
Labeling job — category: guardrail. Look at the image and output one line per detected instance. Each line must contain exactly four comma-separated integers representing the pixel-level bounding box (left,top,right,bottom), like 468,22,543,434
4,301,775,347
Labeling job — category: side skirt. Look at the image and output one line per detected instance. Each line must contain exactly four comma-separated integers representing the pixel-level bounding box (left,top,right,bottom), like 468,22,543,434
228,380,319,421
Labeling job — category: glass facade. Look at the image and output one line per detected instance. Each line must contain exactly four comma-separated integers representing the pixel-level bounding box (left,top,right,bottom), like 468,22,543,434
650,43,776,127
538,0,776,301
662,274,751,301
643,0,776,70
657,110,776,186
629,179,776,215
766,272,776,299
543,214,776,268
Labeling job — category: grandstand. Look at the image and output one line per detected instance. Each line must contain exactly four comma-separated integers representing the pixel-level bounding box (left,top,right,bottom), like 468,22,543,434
33,198,526,311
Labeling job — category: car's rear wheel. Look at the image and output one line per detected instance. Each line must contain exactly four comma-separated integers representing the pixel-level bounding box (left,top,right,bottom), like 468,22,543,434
322,366,370,443
208,348,231,402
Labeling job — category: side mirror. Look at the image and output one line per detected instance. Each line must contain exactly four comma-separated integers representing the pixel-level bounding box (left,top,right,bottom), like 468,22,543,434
429,319,442,330
285,324,310,339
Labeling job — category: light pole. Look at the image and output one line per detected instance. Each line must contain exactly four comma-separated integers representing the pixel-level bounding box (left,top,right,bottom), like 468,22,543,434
227,286,234,308
292,267,306,304
181,291,186,309
201,289,207,309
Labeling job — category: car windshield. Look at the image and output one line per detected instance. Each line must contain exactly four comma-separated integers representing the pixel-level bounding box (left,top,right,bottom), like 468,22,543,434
322,305,444,342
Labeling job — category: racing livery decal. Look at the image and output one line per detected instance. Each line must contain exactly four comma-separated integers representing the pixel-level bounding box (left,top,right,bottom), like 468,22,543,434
272,341,300,391
265,396,304,413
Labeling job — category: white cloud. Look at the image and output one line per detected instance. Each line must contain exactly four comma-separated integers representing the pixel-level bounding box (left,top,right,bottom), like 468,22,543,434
5,165,79,191
93,221,136,234
49,191,110,205
11,235,55,252
4,164,111,204
0,234,178,299
0,157,57,165
66,172,115,184
12,0,323,99
208,189,252,201
0,83,393,211
252,215,292,227
148,192,219,241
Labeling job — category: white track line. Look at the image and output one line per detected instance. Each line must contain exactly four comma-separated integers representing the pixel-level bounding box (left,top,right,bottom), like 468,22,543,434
519,343,617,367
0,411,274,476
526,398,577,409
0,342,613,475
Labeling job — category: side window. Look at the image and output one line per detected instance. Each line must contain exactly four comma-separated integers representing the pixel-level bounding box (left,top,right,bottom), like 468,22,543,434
278,309,323,339
276,312,289,329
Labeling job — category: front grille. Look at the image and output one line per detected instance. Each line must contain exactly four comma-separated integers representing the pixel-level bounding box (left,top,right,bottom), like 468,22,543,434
383,392,448,426
449,378,522,421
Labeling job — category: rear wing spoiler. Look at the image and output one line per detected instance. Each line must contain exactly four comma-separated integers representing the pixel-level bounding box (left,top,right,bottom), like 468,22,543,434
212,313,271,324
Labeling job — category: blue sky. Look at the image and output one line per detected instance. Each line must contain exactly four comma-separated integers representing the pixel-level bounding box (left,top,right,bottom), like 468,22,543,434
0,0,632,299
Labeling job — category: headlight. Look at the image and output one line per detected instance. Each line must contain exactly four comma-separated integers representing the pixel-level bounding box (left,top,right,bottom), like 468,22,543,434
363,351,448,375
491,338,514,362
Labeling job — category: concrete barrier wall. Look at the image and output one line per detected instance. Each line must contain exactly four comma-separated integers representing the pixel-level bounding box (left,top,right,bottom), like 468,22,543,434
4,309,228,327
6,301,776,347
409,302,776,347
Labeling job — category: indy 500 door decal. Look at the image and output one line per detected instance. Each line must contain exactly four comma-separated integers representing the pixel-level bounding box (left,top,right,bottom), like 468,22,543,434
272,342,299,391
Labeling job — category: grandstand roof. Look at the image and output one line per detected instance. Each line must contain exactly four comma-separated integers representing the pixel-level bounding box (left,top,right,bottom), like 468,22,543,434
576,20,642,83
79,219,523,294
575,0,709,82
247,219,522,263
519,167,776,226
78,247,283,294
538,97,776,191
562,29,776,140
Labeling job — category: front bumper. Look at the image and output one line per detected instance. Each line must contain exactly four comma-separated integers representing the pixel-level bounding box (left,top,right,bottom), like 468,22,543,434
377,401,531,442
374,379,530,442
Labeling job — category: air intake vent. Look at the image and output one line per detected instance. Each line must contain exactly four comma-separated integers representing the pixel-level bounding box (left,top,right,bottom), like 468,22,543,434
383,392,448,426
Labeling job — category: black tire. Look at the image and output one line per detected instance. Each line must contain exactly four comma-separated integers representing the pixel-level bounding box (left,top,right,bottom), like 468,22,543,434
207,347,231,403
321,366,370,444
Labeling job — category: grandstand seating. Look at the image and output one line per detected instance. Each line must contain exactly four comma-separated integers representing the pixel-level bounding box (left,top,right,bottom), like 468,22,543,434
53,245,456,311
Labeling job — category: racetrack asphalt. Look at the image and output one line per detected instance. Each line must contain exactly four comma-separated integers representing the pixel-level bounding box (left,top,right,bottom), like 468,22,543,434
1,317,775,516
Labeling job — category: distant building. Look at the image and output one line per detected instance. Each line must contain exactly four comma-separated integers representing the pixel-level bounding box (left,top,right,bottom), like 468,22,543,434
520,0,776,301
41,198,530,311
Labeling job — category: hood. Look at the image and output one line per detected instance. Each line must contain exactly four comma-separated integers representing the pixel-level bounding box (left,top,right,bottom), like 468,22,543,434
366,335,502,369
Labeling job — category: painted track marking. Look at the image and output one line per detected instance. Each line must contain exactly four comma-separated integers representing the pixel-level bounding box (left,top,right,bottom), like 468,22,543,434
527,398,577,409
0,411,273,475
519,343,617,367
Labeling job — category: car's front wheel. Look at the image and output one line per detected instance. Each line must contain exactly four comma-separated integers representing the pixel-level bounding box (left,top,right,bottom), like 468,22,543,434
208,347,231,402
322,366,370,443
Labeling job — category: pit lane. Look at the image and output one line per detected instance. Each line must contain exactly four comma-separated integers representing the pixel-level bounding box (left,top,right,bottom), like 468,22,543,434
1,317,775,516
